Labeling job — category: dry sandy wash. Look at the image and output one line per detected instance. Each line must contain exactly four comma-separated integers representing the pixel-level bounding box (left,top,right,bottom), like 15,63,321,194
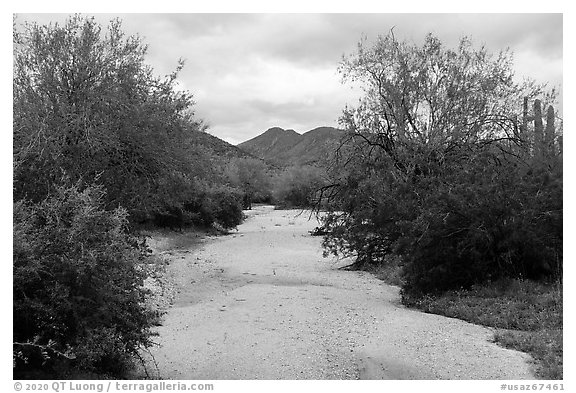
139,205,534,380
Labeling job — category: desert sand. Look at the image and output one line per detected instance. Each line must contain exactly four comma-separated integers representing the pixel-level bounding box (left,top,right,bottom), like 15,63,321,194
140,205,534,380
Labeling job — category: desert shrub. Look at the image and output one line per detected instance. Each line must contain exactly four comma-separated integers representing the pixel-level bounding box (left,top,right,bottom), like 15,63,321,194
198,186,245,229
273,165,326,208
149,181,244,230
13,183,157,378
225,158,273,208
400,153,562,295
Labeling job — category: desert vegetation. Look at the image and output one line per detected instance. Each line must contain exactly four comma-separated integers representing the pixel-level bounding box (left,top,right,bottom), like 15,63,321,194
13,15,562,380
316,33,562,378
12,16,246,377
271,165,328,208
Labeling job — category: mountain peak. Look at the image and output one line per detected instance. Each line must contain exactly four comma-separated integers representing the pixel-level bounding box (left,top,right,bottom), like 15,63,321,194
238,126,343,166
264,127,299,136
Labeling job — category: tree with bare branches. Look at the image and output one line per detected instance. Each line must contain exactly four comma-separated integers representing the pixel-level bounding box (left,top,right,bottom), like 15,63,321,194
320,33,562,295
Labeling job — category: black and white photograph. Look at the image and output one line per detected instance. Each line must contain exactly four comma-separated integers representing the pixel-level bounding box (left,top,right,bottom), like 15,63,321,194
11,9,564,387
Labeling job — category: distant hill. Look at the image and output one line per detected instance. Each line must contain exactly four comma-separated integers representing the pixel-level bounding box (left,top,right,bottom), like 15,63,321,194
236,127,302,162
238,126,344,166
190,130,258,161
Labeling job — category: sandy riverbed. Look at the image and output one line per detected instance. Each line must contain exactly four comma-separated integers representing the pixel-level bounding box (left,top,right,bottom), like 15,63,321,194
138,205,534,380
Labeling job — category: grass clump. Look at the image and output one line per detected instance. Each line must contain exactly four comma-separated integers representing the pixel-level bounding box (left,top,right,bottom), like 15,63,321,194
402,278,562,379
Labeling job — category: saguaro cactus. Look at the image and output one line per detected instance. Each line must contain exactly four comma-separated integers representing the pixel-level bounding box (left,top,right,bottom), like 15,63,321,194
521,96,529,136
533,99,544,156
519,97,560,158
545,105,556,155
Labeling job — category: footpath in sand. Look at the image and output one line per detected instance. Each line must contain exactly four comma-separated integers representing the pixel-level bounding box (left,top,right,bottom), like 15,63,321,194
142,205,534,380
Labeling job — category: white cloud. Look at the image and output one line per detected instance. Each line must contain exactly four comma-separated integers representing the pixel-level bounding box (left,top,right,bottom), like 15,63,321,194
192,56,362,141
14,13,563,144
214,57,338,103
514,49,563,98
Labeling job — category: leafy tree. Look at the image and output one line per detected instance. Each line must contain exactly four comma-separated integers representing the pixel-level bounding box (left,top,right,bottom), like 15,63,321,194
13,15,204,220
225,157,273,208
13,15,244,229
320,33,562,295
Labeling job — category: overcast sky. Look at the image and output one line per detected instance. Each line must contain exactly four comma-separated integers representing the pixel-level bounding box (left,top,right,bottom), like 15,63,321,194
16,13,563,145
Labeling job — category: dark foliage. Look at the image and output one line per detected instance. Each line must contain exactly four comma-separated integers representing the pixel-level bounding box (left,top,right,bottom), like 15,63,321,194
273,165,327,208
13,184,156,378
400,152,562,295
225,158,273,209
319,33,562,296
196,186,245,229
12,15,247,378
13,15,244,229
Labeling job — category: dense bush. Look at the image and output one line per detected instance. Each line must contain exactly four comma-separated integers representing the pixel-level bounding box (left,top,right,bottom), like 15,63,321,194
13,183,156,378
399,150,562,295
273,165,327,208
195,186,245,229
13,15,241,230
225,158,273,208
150,181,244,230
320,33,562,296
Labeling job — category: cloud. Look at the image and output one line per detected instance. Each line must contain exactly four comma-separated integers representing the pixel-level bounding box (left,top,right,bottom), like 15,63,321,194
15,13,563,144
194,57,362,143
